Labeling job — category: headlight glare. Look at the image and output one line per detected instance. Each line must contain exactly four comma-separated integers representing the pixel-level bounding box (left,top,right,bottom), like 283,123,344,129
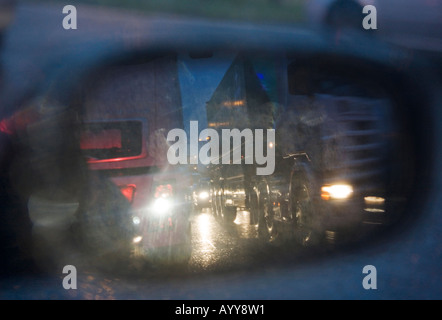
321,184,353,200
199,191,209,199
151,197,172,215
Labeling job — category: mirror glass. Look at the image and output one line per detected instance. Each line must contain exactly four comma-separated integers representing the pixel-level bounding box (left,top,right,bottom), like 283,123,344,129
13,50,415,278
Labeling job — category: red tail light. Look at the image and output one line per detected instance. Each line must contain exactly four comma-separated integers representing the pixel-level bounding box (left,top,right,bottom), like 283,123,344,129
154,184,173,198
119,184,136,203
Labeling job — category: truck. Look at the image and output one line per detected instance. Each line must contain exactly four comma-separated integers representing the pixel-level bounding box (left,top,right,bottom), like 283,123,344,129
77,54,193,263
204,53,398,245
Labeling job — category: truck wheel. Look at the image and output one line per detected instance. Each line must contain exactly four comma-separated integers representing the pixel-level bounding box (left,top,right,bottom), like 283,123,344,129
289,167,322,246
257,185,276,241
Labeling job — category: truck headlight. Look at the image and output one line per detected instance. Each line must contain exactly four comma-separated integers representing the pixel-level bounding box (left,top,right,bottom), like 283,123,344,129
199,191,209,199
151,197,172,215
321,184,353,200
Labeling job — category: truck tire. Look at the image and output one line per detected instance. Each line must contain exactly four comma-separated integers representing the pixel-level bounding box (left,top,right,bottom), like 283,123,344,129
289,165,323,246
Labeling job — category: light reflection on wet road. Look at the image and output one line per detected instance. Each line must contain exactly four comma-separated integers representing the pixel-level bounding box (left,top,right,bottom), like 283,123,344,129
0,208,276,299
3,200,378,299
189,209,260,272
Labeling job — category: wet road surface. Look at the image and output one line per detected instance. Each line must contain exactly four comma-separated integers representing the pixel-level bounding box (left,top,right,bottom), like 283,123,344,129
0,192,387,300
190,209,258,271
0,207,309,299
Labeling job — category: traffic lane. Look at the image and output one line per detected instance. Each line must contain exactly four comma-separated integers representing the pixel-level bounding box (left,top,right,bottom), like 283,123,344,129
188,208,349,275
0,209,293,299
8,189,386,298
1,205,369,299
189,209,260,272
25,192,369,277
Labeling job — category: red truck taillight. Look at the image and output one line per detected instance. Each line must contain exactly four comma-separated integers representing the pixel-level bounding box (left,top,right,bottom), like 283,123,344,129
119,184,136,203
154,184,173,198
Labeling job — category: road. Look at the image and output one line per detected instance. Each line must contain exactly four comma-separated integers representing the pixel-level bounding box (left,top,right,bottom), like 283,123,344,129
1,204,319,299
190,210,259,271
4,186,368,299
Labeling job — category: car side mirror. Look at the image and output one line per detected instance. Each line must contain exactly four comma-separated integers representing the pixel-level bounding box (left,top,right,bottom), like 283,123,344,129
5,32,433,274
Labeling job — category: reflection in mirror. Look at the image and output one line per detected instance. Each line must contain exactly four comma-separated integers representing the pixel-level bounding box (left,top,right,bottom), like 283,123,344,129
17,50,414,276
